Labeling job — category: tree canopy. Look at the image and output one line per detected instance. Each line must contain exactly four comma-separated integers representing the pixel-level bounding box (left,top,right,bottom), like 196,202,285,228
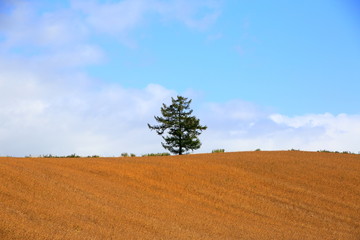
148,96,207,155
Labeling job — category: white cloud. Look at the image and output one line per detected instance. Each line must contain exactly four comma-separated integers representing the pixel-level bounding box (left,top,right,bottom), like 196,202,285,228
0,0,222,156
0,57,177,156
0,1,101,69
0,1,87,48
153,0,221,30
71,0,149,35
1,54,360,156
201,110,360,153
267,113,360,150
70,0,221,37
0,1,359,157
0,0,221,62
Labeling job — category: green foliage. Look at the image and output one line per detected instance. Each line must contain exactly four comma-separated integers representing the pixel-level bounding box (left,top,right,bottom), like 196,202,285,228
142,153,171,157
120,153,136,157
255,148,261,151
67,153,81,158
212,149,225,153
317,150,331,153
148,96,207,155
289,149,300,151
41,153,81,158
317,150,355,154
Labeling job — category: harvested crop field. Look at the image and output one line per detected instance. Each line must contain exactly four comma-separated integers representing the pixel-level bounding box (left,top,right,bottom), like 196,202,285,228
0,151,359,239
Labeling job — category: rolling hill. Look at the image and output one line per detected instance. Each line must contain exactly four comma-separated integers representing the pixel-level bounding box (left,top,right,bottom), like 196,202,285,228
0,151,359,239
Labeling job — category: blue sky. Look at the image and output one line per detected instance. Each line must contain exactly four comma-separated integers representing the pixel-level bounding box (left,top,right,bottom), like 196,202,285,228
85,0,360,114
0,0,359,156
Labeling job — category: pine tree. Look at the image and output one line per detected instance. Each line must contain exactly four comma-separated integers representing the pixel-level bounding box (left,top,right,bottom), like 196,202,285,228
148,96,207,155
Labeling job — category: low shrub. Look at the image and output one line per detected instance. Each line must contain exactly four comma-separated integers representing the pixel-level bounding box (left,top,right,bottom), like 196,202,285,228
212,149,225,153
41,153,81,158
142,153,170,157
317,150,355,154
317,150,331,153
255,148,261,151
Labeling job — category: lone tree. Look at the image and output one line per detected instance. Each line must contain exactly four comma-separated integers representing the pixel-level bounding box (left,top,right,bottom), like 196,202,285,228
148,96,207,155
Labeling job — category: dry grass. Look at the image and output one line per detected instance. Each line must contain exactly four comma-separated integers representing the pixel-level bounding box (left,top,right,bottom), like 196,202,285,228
0,151,359,239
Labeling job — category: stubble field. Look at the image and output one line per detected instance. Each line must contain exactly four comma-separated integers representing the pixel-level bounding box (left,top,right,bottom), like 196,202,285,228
0,151,359,239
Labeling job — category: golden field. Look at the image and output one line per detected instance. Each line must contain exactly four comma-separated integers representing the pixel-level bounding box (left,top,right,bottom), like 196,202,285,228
0,151,359,239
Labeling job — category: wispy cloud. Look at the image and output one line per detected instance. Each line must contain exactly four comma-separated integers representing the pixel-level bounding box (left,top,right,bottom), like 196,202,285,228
70,0,221,37
71,0,149,35
153,0,221,30
1,0,222,62
1,0,221,59
0,1,87,48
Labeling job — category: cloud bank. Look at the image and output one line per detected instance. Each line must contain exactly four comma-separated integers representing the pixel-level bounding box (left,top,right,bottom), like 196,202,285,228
202,108,360,153
0,1,359,156
1,54,360,156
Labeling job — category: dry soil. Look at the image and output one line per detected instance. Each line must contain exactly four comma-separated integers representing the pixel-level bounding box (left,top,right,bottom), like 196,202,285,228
0,151,359,239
